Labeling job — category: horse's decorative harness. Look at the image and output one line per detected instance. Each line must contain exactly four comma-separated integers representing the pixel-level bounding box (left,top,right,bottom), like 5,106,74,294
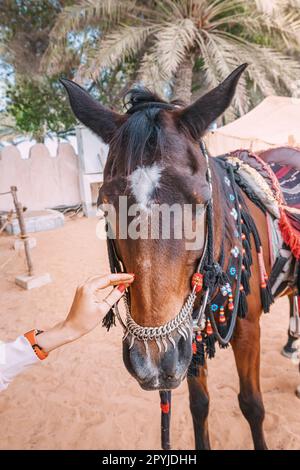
104,140,275,356
104,141,246,351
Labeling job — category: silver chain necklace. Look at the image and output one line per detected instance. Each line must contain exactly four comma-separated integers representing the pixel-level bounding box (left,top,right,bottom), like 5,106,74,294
116,288,197,352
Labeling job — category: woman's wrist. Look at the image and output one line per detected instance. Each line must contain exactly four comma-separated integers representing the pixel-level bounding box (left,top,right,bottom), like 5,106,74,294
35,322,80,353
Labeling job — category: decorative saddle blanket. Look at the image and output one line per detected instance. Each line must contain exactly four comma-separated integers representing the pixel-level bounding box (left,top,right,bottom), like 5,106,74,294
227,149,300,261
268,162,300,232
188,147,300,376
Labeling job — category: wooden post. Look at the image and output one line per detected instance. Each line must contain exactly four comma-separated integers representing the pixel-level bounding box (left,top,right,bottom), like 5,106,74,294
10,186,34,276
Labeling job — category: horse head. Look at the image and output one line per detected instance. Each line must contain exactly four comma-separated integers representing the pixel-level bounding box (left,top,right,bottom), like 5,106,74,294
61,64,247,391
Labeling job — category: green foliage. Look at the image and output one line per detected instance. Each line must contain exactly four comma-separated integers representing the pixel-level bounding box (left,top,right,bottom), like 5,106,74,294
93,60,138,110
0,1,71,75
0,0,62,34
6,77,76,141
0,1,137,140
0,1,78,141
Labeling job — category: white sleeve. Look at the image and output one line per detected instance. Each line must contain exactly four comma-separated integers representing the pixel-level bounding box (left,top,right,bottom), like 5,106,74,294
0,336,40,392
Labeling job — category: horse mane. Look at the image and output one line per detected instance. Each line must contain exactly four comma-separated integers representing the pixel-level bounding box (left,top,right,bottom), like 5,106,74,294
108,87,178,176
123,87,167,111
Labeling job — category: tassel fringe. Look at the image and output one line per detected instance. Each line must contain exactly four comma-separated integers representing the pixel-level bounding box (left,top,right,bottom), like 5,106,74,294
260,285,273,313
205,334,216,359
241,266,251,295
238,288,248,318
102,308,116,331
243,238,253,265
188,339,205,376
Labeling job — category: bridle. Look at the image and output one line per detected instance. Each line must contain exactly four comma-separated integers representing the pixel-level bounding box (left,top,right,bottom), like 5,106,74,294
104,138,243,350
106,200,207,352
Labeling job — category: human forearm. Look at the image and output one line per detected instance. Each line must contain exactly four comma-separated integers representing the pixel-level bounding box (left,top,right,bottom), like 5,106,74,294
35,322,80,353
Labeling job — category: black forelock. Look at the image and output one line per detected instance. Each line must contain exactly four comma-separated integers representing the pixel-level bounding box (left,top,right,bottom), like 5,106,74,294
108,87,175,176
123,86,168,112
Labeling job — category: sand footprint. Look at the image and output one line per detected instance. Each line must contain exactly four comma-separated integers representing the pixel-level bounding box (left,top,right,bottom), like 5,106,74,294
264,411,280,431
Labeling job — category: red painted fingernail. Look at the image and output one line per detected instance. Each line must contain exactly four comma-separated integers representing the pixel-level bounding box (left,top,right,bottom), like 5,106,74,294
117,284,126,293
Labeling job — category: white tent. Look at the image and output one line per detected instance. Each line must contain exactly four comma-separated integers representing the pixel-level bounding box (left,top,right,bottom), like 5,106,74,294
205,96,300,156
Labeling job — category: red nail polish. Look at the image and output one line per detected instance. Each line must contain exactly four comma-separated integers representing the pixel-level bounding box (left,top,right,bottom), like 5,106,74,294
118,284,126,293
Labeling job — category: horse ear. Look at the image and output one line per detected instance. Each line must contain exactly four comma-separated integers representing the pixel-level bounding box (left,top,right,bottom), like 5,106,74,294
176,63,247,140
60,79,125,143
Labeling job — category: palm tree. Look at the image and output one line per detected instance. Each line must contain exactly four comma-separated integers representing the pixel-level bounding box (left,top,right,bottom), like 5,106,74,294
42,0,300,117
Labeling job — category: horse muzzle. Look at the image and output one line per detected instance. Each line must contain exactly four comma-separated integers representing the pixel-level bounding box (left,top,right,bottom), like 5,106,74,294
122,332,193,391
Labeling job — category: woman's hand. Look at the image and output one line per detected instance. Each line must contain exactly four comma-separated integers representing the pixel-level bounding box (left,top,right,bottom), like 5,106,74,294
35,273,134,353
63,273,134,339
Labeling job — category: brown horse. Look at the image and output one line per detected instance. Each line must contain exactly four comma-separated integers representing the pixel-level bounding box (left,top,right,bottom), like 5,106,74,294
61,65,298,450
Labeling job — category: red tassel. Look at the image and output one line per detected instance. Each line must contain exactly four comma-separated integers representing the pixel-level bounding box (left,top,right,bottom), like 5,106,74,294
196,332,202,342
279,209,300,260
191,273,203,293
206,319,213,335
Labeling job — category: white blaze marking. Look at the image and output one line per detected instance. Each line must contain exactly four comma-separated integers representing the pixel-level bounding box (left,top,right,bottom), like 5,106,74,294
130,163,162,209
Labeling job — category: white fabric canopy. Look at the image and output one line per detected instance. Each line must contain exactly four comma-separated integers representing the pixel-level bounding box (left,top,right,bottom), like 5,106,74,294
205,96,300,156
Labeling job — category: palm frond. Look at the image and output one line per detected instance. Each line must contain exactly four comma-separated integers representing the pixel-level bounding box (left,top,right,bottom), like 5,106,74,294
139,18,197,87
287,0,300,8
215,30,300,95
138,52,166,94
203,0,246,22
0,114,24,142
41,0,300,117
77,24,155,81
195,30,250,117
51,0,134,40
42,0,135,73
256,11,300,48
254,0,300,14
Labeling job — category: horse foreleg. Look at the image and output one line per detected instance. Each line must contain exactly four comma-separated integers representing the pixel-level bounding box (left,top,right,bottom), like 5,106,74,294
282,294,298,358
231,318,268,450
187,363,210,450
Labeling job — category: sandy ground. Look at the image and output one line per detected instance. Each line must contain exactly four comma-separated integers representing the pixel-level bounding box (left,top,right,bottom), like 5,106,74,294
0,216,299,450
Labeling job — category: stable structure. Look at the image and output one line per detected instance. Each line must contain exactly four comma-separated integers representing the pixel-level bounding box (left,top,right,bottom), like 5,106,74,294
76,125,108,216
0,142,81,212
205,96,300,156
0,126,108,216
